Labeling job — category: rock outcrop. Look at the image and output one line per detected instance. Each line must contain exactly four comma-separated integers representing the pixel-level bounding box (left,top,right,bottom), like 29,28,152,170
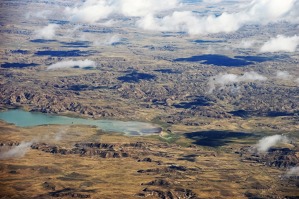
240,147,299,169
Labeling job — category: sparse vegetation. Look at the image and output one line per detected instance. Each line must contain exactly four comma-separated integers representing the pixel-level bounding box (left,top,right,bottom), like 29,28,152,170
0,0,298,198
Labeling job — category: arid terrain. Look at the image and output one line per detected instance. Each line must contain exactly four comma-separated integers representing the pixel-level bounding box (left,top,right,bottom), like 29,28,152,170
0,121,298,199
0,0,299,198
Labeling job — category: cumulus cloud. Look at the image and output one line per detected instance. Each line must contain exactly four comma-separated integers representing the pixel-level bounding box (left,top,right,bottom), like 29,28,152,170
276,71,293,80
260,35,299,53
0,142,32,160
202,0,222,3
245,0,297,24
47,59,96,70
63,0,299,35
99,19,119,27
65,0,115,23
255,135,290,153
106,35,122,45
137,0,299,35
208,71,267,93
93,35,123,46
26,10,52,20
35,24,59,40
65,0,180,23
275,70,299,85
287,167,299,176
119,0,179,17
137,11,241,35
239,39,257,48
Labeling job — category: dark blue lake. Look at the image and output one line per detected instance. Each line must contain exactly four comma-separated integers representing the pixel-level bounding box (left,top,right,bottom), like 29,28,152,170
174,54,253,67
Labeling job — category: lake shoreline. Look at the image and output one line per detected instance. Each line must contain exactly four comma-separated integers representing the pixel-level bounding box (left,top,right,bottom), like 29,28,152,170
0,109,162,136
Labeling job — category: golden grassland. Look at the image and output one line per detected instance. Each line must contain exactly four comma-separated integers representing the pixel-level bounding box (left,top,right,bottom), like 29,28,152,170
0,1,298,198
0,121,298,199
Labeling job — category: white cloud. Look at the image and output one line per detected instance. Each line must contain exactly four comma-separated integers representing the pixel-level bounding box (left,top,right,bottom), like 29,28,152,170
276,71,293,80
260,35,299,53
239,39,257,48
47,59,96,70
0,142,32,160
99,19,119,27
137,11,241,35
137,0,299,35
35,24,59,40
26,10,52,20
255,135,290,153
202,0,222,3
65,0,115,23
284,0,299,23
65,0,180,24
287,167,299,176
240,71,267,81
208,71,267,93
120,0,179,17
63,0,299,35
275,71,299,84
107,35,122,45
245,0,297,24
93,35,123,46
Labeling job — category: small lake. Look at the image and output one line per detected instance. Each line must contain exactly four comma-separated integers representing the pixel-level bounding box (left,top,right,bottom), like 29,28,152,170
0,109,162,136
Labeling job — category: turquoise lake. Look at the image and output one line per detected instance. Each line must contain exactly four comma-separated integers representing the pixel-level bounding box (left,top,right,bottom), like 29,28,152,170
0,109,162,136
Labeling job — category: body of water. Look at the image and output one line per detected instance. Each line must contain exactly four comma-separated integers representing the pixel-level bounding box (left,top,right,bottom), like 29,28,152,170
0,109,162,136
174,54,253,67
